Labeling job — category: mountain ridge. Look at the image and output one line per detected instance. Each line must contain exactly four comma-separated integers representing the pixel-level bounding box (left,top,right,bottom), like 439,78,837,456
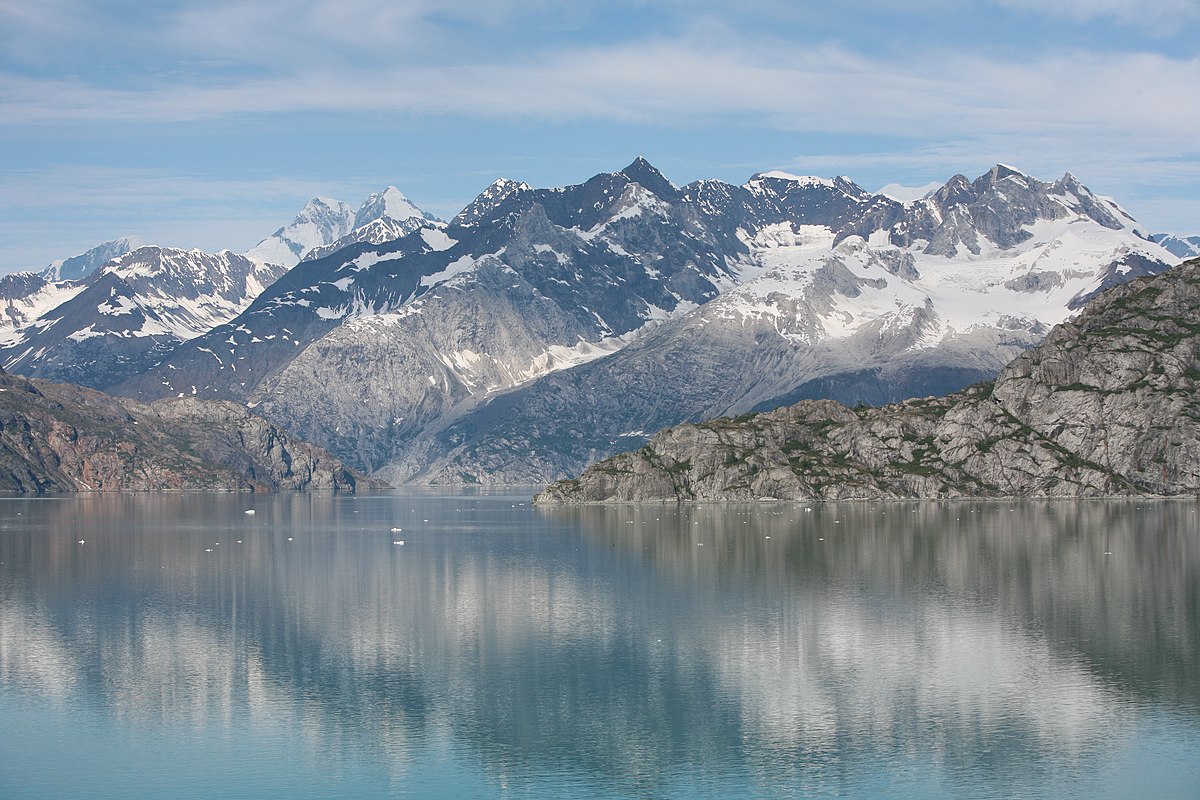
111,160,1179,484
1,160,1183,487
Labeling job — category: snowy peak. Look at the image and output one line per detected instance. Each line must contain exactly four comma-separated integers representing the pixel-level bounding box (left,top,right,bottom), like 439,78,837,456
41,236,146,282
353,186,429,229
753,171,832,185
244,197,356,268
1047,172,1136,233
743,171,873,232
452,178,533,228
289,197,357,237
859,165,1152,257
1,243,291,389
244,186,435,269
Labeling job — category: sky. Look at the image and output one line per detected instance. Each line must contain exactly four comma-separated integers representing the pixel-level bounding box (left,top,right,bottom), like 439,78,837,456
2,0,1199,273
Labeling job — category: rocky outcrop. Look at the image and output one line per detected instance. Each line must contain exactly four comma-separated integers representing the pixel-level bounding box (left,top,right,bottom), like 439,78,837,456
0,370,382,493
536,259,1200,502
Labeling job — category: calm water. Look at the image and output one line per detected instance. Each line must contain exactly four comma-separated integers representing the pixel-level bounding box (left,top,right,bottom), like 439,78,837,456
0,492,1197,799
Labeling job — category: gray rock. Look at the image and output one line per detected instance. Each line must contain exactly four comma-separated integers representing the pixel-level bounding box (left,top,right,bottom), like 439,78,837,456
0,369,380,493
536,258,1200,502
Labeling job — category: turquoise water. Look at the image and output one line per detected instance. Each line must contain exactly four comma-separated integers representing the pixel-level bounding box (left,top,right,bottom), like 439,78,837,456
1,492,1198,799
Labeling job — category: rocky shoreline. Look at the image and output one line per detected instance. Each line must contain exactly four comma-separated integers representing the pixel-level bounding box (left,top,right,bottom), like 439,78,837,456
537,259,1200,503
0,370,384,493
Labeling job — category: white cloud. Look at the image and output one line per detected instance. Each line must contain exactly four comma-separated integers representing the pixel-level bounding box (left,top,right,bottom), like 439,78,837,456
4,39,1197,148
3,1,1199,267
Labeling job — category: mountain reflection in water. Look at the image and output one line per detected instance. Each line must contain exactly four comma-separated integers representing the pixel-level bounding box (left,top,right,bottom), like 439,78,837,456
1,493,1197,799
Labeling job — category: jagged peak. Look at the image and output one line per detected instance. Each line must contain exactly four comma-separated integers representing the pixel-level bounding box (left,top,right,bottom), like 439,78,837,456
283,197,356,232
40,236,149,282
990,163,1031,179
295,196,351,219
354,186,425,229
488,177,532,193
972,163,1036,191
619,157,678,199
831,175,871,200
452,177,533,228
933,173,975,206
1056,171,1092,195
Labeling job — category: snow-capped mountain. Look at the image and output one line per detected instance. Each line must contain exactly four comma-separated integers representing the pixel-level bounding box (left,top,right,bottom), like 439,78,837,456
243,197,357,268
0,237,148,334
406,166,1175,483
41,236,146,282
353,185,434,229
245,186,439,268
116,161,740,442
302,187,441,262
0,185,438,389
0,246,288,388
1152,233,1200,259
110,160,1177,484
0,272,86,334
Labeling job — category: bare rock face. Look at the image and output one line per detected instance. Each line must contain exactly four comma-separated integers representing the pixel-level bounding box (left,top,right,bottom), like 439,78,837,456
0,371,382,493
140,398,383,492
537,259,1200,502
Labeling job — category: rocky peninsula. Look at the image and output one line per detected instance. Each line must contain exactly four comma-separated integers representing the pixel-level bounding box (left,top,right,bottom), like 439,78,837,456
537,258,1200,502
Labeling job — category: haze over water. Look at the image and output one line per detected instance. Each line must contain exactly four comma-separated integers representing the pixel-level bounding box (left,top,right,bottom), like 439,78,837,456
1,492,1197,799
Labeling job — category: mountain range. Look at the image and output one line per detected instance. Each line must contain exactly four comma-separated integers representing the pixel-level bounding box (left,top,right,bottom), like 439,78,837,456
0,160,1189,486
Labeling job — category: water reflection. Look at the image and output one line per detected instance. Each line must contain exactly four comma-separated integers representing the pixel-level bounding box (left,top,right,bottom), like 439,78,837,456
1,495,1197,798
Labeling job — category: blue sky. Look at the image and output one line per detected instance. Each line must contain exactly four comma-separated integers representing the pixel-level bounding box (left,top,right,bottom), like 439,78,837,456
2,0,1198,273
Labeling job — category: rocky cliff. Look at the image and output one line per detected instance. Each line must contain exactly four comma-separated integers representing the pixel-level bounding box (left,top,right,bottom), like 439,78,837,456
0,370,381,493
536,258,1200,502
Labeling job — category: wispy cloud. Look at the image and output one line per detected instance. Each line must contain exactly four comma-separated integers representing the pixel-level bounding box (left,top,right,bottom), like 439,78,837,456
993,0,1200,27
2,0,1199,270
4,37,1197,133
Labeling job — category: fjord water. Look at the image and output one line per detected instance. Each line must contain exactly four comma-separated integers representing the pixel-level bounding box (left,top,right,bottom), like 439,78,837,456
1,493,1197,799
